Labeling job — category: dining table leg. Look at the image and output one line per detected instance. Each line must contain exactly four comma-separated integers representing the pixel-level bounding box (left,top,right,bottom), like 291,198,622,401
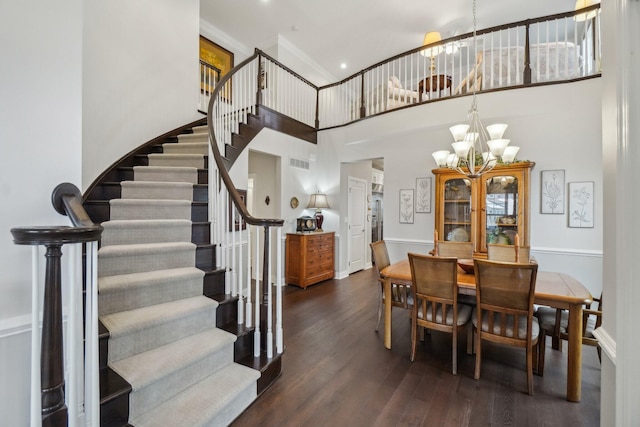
566,302,583,402
384,277,392,349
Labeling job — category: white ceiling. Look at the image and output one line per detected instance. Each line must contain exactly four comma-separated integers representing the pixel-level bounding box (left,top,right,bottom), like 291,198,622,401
201,0,578,82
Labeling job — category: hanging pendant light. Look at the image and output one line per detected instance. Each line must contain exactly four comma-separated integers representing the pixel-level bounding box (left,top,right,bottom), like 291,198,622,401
431,0,519,178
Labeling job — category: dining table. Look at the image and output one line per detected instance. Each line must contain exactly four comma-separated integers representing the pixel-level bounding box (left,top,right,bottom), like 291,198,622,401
380,258,593,402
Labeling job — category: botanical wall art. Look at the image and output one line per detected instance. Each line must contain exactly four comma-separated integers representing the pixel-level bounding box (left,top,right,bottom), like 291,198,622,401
415,177,432,213
568,181,594,228
541,170,565,214
399,189,414,224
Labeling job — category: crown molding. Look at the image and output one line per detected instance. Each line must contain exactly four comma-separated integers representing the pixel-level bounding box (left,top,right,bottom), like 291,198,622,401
274,34,337,84
199,19,253,60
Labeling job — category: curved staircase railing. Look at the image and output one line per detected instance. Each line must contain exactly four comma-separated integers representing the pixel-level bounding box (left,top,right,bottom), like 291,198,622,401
11,183,102,427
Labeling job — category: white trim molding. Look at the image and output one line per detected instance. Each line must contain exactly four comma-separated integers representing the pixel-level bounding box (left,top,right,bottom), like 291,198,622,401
593,326,616,364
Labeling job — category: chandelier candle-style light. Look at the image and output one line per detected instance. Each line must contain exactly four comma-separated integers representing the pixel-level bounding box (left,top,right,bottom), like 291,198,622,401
431,0,519,178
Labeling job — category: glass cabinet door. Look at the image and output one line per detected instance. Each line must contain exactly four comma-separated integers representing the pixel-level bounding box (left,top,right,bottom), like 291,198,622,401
443,178,472,242
484,175,519,247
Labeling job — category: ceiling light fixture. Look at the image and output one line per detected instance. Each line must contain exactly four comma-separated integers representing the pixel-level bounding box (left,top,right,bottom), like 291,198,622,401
431,0,519,178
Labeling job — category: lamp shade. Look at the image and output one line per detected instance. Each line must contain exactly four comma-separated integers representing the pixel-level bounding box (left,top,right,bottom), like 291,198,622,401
487,139,510,157
432,150,450,167
502,146,520,163
449,124,470,142
574,0,599,21
307,193,330,210
486,123,508,140
420,31,444,57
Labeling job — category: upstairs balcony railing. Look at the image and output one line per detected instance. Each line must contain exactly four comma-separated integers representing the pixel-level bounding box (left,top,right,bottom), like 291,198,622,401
319,3,601,128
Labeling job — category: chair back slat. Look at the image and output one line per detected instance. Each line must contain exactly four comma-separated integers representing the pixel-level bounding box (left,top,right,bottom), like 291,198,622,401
370,240,391,276
474,260,537,311
487,244,531,263
409,254,458,300
435,241,473,259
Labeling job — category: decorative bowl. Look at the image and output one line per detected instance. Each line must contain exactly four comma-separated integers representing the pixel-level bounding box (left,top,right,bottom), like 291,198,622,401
457,259,474,274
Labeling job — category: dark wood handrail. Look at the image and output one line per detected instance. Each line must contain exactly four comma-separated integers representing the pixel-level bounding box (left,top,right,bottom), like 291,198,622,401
256,49,319,90
207,52,284,229
317,3,601,91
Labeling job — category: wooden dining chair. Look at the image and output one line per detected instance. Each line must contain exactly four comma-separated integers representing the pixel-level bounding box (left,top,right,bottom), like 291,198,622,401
487,243,531,263
408,253,473,374
536,294,603,366
472,259,545,395
434,240,473,259
370,240,412,332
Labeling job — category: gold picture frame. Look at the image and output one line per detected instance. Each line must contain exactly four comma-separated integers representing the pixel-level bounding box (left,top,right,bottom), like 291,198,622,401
199,36,234,99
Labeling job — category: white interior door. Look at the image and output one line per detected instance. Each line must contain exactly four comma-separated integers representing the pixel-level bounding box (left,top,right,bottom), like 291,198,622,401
348,177,367,274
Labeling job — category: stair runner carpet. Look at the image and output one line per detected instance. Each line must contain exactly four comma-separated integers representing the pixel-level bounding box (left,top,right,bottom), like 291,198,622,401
98,125,260,426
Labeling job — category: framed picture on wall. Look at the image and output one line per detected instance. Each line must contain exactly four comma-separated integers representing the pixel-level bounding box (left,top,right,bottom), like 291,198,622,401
399,189,414,224
568,181,594,228
541,170,565,214
415,177,431,213
199,36,234,100
229,189,247,231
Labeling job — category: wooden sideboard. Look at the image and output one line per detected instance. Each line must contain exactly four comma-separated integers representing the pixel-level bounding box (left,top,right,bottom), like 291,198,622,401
285,231,335,288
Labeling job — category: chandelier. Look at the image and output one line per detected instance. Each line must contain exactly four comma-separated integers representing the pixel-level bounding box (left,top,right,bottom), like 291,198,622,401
431,0,519,178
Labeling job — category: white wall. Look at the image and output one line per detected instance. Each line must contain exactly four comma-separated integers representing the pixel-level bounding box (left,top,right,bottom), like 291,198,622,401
0,1,83,423
1,1,202,423
82,0,202,189
318,79,603,297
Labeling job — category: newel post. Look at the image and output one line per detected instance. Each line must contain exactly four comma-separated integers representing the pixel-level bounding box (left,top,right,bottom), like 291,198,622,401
40,243,68,427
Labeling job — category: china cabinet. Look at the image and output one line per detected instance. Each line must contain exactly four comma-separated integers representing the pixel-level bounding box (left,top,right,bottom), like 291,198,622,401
433,162,534,257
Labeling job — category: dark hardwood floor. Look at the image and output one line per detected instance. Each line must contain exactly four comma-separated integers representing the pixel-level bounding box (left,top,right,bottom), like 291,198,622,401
232,267,601,427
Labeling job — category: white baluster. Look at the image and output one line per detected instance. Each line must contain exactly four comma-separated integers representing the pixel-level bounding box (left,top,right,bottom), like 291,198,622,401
245,224,253,328
30,246,41,427
254,227,261,357
276,227,284,354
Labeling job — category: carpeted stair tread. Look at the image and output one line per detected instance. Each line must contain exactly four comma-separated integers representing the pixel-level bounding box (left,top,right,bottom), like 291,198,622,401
120,181,194,200
163,141,209,155
109,198,192,220
190,125,208,134
177,132,208,143
130,362,260,427
101,219,192,246
111,328,239,421
98,267,205,316
133,166,198,184
98,241,196,277
101,296,218,363
148,153,204,169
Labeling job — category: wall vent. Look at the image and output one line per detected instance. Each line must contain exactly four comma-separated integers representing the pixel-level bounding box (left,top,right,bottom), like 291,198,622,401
289,157,309,170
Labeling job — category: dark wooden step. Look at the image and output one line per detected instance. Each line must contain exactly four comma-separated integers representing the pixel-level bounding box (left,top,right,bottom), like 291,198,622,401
196,244,216,270
192,222,210,245
209,293,239,326
219,321,255,362
100,367,132,427
256,104,317,144
203,268,226,296
237,350,283,396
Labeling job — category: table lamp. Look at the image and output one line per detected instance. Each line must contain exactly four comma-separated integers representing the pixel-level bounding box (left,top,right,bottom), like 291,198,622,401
307,193,330,231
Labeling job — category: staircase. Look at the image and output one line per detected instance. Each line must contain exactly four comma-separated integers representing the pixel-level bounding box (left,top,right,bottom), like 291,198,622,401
84,117,281,426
